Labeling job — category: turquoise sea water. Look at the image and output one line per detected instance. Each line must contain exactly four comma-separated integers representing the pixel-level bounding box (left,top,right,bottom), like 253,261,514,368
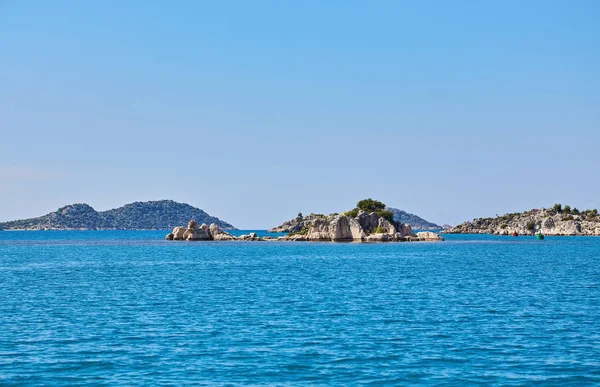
1,231,599,385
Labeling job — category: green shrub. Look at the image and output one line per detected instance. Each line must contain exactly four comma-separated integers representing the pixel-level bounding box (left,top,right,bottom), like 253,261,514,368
288,224,312,236
377,210,394,223
344,199,394,223
561,215,574,221
500,224,508,229
356,198,386,213
526,221,536,231
343,208,359,218
553,203,562,213
372,226,387,234
563,205,571,214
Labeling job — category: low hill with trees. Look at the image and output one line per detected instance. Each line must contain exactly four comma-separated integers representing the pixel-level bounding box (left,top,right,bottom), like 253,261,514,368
0,200,235,230
446,204,600,236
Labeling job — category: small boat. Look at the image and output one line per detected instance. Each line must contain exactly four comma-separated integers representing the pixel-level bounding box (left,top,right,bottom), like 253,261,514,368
512,231,519,237
536,233,544,240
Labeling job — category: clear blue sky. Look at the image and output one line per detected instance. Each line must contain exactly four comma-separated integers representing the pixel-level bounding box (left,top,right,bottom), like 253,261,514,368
1,0,599,228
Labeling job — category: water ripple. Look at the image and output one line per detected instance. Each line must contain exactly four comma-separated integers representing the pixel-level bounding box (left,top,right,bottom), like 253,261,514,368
0,231,599,385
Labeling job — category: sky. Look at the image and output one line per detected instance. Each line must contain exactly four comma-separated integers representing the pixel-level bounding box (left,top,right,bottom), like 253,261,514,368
1,0,599,229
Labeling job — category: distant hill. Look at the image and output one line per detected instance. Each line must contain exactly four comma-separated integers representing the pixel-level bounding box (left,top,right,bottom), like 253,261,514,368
387,208,441,230
0,200,235,230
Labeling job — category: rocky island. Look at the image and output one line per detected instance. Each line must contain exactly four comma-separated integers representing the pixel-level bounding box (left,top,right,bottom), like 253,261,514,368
270,206,442,233
167,199,444,242
445,204,600,236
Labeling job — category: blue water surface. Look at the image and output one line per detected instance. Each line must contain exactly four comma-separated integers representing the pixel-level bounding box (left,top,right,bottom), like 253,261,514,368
0,231,599,385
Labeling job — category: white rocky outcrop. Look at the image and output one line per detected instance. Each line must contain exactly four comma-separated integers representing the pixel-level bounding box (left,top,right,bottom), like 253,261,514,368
446,207,600,236
209,223,237,241
166,220,236,241
183,221,212,241
306,216,367,241
416,231,445,241
167,211,443,243
281,212,429,242
167,226,188,240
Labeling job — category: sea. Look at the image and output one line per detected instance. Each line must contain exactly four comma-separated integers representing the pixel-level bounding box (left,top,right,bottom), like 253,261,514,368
0,231,599,385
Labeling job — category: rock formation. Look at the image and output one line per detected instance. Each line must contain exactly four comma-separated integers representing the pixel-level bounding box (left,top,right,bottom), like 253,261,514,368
166,212,444,243
445,206,600,236
416,231,445,241
305,216,366,241
167,198,445,243
270,207,443,232
170,226,187,240
269,211,443,242
268,213,333,233
166,221,236,241
182,220,212,241
209,223,237,241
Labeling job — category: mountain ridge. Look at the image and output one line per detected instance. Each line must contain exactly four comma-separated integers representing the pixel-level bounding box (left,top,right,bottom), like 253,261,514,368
0,200,235,230
387,208,442,230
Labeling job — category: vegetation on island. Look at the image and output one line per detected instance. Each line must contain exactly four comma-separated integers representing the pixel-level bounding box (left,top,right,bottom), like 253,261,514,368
343,198,394,223
0,200,235,230
286,199,396,237
270,198,443,242
272,198,441,233
466,204,599,226
447,203,600,236
287,224,313,237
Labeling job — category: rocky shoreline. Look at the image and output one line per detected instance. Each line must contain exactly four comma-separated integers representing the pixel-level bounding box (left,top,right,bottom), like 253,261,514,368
167,214,444,243
167,199,444,243
445,205,600,236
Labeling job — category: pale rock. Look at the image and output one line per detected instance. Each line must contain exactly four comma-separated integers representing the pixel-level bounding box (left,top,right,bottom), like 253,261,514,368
365,233,395,242
331,216,365,241
171,226,187,240
356,211,380,232
305,218,334,241
416,231,444,241
445,208,600,236
209,223,236,241
376,217,397,234
306,215,366,241
398,223,416,237
541,217,555,234
185,222,212,241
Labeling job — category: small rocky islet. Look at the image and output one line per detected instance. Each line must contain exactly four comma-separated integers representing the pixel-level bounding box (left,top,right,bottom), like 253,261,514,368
445,204,600,236
166,199,444,242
